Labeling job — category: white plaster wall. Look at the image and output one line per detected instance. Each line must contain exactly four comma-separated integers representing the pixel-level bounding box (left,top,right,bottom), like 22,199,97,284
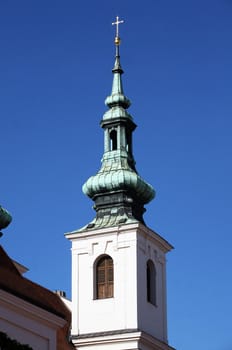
0,289,66,350
0,316,49,349
68,223,170,344
70,228,139,335
137,230,167,342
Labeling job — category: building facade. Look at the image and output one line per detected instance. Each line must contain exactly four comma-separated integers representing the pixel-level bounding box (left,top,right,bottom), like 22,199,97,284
0,207,74,349
66,19,175,350
0,245,74,350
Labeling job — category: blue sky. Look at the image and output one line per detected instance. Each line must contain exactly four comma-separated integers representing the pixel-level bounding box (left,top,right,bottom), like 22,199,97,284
1,1,232,349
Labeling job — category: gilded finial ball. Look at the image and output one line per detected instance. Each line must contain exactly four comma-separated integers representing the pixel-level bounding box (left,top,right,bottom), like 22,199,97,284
114,36,121,46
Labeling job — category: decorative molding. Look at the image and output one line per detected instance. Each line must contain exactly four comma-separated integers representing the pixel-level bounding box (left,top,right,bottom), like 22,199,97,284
0,289,66,328
72,329,175,350
89,243,98,256
103,240,113,254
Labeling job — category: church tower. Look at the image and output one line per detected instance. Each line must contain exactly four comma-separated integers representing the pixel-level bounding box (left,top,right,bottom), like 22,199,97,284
66,17,174,350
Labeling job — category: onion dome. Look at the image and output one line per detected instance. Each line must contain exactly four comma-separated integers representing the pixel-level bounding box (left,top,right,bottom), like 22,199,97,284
82,17,155,228
0,206,12,236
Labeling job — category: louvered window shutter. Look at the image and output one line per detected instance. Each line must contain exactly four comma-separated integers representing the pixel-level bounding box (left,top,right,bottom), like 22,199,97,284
96,256,114,299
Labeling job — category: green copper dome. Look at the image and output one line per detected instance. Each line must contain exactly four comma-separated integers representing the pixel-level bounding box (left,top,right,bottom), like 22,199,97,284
83,150,154,205
82,28,155,228
0,206,12,231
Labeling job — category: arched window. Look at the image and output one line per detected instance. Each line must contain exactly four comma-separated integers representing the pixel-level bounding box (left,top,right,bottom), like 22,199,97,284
95,255,114,299
110,130,117,150
126,130,132,155
147,259,156,306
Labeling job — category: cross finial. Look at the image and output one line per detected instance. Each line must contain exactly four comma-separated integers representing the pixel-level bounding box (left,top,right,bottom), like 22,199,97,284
112,16,124,46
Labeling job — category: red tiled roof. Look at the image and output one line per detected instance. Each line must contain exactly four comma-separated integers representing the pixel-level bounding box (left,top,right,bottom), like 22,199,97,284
0,245,70,322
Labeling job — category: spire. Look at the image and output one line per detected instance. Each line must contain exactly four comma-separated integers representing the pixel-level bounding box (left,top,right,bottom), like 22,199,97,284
105,16,130,109
82,18,155,229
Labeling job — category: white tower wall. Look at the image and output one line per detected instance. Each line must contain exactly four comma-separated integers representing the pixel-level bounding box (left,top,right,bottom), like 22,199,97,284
66,222,173,350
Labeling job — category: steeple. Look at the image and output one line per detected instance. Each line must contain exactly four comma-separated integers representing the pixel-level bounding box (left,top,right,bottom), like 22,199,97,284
82,17,155,227
67,20,174,350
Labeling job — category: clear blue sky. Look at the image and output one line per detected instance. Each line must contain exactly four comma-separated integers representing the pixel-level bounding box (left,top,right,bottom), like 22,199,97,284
1,1,232,349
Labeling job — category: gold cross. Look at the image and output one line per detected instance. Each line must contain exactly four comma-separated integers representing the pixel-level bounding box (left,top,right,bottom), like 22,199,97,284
112,16,124,38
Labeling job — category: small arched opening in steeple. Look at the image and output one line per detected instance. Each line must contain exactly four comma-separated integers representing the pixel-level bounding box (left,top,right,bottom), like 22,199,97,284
126,130,132,155
110,129,117,151
147,259,157,306
94,255,114,299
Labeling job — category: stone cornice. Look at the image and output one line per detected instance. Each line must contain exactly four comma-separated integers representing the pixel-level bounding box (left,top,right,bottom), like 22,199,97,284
72,328,175,350
65,222,173,253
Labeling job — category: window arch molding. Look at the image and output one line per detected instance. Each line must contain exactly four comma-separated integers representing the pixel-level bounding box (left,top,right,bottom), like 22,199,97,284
146,259,157,306
94,254,114,300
